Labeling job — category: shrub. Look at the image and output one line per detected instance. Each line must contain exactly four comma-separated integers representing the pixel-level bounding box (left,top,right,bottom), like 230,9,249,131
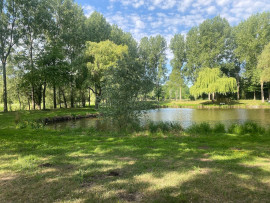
146,121,183,133
213,123,226,134
228,122,265,135
187,122,212,135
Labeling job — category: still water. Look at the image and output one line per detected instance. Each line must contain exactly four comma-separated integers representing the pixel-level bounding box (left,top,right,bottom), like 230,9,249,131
47,108,270,130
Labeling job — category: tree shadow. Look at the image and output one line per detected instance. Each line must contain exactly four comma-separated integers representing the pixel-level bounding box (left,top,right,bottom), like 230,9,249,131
0,129,270,202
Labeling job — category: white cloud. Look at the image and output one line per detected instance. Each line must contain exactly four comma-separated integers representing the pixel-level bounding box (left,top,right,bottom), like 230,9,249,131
85,0,270,63
83,5,95,17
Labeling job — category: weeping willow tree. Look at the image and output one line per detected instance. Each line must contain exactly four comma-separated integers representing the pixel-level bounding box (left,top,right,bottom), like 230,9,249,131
190,68,237,100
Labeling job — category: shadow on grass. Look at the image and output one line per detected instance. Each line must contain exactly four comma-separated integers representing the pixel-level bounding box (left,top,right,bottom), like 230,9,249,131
0,128,270,202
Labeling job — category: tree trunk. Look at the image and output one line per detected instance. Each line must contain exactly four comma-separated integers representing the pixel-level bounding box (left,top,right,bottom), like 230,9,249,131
261,81,264,103
70,78,74,108
208,93,211,101
28,98,31,111
237,77,240,100
59,89,61,108
254,90,256,100
53,84,57,109
2,62,8,112
29,36,35,110
32,86,35,110
268,88,270,101
88,88,91,107
43,82,46,110
94,85,101,109
212,93,215,101
61,89,67,108
18,92,21,111
81,90,86,107
179,86,182,101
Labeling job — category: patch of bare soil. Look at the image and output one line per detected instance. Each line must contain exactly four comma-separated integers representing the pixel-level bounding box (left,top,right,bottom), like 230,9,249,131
119,192,142,202
198,145,210,150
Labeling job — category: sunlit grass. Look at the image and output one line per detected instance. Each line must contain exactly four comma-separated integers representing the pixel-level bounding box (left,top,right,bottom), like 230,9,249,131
1,126,270,202
0,109,270,202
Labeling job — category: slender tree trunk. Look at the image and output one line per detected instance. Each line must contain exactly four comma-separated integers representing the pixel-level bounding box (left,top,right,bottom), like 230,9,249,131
268,88,270,101
53,84,57,109
18,93,21,111
237,76,240,100
29,36,35,110
59,89,61,108
254,90,256,100
261,81,264,103
95,85,99,109
212,93,215,101
28,98,31,111
31,86,35,110
2,62,8,112
43,82,46,110
88,88,91,107
81,90,85,107
180,86,182,101
208,93,211,101
61,89,67,108
70,76,74,108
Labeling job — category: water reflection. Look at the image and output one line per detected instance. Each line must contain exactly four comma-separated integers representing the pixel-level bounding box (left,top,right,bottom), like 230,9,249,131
47,108,270,130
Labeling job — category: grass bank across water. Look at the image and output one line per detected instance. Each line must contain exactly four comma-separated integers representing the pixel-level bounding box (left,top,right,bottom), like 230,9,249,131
0,108,270,202
156,99,270,109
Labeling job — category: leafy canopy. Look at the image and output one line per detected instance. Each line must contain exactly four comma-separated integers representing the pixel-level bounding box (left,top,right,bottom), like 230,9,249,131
190,67,237,98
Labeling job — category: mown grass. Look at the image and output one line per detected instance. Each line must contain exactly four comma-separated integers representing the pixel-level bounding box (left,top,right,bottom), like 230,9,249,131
0,109,270,202
158,99,270,109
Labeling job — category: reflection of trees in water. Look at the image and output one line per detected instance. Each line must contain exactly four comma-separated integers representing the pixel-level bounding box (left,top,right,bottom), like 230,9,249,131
49,109,270,130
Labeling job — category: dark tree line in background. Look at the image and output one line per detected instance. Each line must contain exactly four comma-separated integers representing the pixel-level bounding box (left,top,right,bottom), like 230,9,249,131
1,0,270,113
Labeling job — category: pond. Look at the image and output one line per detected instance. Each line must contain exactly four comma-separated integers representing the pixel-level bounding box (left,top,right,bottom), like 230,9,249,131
47,108,270,130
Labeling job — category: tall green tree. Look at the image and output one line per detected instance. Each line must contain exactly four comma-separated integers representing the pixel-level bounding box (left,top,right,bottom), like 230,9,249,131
257,42,270,102
55,0,86,108
85,11,111,42
85,40,128,109
185,16,231,82
169,34,186,101
19,0,52,109
139,35,167,101
0,0,21,112
234,12,270,99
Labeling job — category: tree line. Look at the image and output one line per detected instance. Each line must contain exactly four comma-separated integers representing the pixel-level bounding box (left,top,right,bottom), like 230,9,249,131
167,13,270,103
1,0,270,114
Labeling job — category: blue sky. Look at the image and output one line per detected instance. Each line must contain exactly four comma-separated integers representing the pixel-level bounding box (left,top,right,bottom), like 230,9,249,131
75,0,270,61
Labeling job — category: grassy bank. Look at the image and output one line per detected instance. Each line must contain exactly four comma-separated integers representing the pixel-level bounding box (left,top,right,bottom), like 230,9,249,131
157,99,270,109
1,109,270,202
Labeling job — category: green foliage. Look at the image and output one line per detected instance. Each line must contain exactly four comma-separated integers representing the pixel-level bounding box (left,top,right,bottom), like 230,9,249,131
187,122,212,135
138,35,167,100
190,67,237,98
234,12,270,91
213,123,226,134
185,16,231,81
228,122,265,135
257,42,270,83
86,11,111,42
146,121,183,133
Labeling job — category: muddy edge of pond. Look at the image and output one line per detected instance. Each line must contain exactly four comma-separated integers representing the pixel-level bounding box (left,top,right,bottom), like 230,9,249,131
42,114,99,124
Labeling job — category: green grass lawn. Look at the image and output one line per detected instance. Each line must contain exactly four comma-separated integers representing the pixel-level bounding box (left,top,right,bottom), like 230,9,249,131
158,99,270,108
0,109,270,202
